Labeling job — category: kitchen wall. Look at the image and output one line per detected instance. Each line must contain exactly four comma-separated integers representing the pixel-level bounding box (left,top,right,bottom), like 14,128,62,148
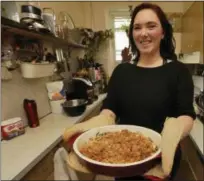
81,1,184,30
1,2,87,125
1,70,51,125
1,2,198,124
183,1,194,13
14,1,187,76
80,1,186,76
193,75,204,94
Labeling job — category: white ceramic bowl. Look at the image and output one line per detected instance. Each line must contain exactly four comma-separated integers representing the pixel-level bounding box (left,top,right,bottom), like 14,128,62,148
73,125,161,177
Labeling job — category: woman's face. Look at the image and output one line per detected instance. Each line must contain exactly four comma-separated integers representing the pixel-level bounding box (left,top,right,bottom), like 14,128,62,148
133,9,164,55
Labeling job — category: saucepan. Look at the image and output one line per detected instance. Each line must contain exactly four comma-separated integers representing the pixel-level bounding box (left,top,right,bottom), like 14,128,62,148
62,99,88,117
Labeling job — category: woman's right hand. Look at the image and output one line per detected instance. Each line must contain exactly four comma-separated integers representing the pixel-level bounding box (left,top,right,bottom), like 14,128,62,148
63,110,116,173
62,109,116,143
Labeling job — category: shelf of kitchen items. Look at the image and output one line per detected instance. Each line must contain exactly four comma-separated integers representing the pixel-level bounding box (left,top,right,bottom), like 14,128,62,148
20,62,56,78
1,16,87,49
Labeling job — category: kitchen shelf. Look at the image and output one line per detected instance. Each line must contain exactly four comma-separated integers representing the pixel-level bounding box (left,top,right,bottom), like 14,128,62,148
1,16,87,49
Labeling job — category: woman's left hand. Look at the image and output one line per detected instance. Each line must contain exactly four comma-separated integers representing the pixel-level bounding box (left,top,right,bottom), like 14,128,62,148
144,117,190,180
143,163,166,180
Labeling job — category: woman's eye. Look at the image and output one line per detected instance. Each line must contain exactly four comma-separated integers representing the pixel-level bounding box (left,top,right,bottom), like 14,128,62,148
148,25,156,29
134,27,141,30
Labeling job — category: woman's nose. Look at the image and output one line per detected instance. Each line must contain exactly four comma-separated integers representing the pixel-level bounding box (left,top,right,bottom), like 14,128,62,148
140,28,148,37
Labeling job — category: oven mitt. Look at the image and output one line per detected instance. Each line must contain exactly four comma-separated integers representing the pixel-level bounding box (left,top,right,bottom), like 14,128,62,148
63,114,115,173
63,114,115,142
67,151,93,174
144,117,184,180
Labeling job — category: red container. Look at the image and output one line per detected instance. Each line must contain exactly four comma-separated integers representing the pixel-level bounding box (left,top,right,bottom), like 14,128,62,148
23,99,40,128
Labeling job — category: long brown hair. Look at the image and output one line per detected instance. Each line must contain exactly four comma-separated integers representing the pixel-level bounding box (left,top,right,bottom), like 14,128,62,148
128,3,177,61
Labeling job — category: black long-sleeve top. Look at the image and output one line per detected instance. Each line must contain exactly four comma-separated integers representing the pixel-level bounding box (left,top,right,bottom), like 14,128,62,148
102,61,196,133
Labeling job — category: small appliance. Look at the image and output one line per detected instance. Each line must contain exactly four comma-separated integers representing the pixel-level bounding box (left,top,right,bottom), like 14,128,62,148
65,77,95,105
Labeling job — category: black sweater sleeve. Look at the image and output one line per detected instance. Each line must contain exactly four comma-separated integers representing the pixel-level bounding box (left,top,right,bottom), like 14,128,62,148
101,64,122,116
176,63,196,119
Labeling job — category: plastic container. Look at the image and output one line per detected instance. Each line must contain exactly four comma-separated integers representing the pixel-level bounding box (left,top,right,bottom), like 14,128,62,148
50,99,65,114
20,62,56,78
1,117,25,140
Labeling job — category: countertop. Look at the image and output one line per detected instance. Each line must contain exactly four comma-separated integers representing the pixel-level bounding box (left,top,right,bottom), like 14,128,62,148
189,118,204,156
1,94,106,181
2,93,203,180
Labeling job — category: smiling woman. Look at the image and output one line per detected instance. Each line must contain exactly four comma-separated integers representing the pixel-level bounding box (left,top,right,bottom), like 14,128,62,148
64,2,196,181
129,3,177,66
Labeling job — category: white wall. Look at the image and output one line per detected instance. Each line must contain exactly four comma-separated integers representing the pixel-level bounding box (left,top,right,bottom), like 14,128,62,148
80,2,185,76
1,70,51,125
14,1,187,76
1,2,84,124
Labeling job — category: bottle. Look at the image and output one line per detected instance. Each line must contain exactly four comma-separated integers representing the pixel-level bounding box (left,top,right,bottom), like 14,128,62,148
23,99,40,128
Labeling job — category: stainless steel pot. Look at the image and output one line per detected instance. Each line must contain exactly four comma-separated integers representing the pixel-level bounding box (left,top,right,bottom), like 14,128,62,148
62,99,88,116
20,5,42,22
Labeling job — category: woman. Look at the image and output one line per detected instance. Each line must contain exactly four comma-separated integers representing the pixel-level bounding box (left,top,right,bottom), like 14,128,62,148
63,3,196,181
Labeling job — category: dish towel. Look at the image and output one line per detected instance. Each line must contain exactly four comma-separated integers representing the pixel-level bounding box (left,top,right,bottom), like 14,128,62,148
54,147,79,180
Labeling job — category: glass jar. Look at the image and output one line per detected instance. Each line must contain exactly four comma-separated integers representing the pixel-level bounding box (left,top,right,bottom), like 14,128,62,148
58,11,75,40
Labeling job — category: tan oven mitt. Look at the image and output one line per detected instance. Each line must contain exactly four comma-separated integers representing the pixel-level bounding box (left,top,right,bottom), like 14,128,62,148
144,117,184,180
67,151,92,173
63,114,115,142
63,114,115,173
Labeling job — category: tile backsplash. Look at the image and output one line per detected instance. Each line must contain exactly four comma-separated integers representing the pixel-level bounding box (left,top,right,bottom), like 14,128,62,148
1,69,51,125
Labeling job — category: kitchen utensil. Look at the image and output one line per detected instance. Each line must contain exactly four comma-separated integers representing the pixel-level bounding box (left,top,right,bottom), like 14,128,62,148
1,2,20,22
58,11,75,40
20,62,56,78
23,99,40,128
42,8,56,34
88,67,97,82
66,77,95,104
73,125,161,177
30,21,50,33
62,99,87,116
55,24,64,38
21,5,42,22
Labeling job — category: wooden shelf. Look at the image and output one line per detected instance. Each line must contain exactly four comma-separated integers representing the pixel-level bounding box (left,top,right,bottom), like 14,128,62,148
1,16,87,49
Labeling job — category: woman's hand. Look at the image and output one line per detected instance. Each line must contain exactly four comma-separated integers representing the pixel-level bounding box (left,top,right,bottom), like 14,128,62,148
121,47,132,62
63,109,116,173
144,116,194,180
63,109,116,142
161,116,194,176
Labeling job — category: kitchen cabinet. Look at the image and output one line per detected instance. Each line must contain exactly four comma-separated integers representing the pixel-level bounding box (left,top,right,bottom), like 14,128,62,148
181,2,204,64
20,103,102,181
176,136,204,181
21,142,62,180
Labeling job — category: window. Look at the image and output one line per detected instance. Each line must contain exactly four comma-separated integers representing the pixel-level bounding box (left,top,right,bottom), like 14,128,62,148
110,11,131,62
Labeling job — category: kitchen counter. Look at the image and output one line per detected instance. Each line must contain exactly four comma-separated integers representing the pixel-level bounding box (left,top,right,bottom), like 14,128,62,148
1,94,106,181
2,93,203,180
189,118,204,156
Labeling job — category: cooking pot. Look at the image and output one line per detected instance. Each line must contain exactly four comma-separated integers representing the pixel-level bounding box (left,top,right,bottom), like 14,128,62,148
21,5,42,22
62,99,88,117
